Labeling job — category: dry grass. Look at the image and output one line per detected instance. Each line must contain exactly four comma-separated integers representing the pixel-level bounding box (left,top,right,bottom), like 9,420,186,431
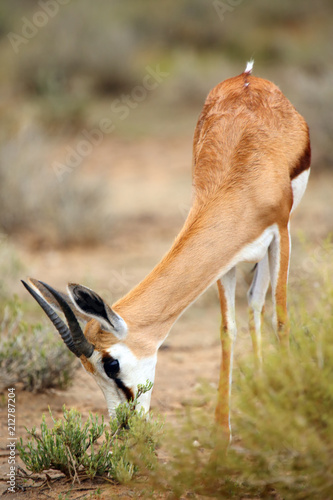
0,301,78,392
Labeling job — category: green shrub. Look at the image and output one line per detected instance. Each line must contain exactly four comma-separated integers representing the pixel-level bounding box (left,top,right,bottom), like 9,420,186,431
18,382,162,484
148,242,333,499
0,299,78,392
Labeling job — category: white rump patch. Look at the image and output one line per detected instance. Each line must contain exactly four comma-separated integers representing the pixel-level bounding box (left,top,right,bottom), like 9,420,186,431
244,60,254,74
291,169,310,213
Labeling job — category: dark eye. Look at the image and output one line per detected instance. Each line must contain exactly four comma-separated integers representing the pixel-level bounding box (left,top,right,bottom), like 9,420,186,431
103,358,120,378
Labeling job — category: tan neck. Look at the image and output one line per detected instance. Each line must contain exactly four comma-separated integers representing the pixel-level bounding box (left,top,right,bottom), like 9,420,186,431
113,197,266,348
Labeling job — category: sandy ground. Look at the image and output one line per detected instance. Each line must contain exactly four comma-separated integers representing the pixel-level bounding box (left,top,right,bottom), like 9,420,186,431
0,137,331,498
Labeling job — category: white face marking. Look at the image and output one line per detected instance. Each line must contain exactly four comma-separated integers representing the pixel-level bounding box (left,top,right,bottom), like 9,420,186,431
86,345,157,417
291,169,310,213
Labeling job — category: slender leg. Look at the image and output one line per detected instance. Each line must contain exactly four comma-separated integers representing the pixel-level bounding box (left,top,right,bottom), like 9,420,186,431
269,225,291,349
215,267,237,442
247,252,270,370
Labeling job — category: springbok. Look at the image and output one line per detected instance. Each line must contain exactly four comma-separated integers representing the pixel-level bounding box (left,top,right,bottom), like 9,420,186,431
22,62,310,441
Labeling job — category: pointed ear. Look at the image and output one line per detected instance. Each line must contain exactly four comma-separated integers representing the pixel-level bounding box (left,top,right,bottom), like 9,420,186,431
67,284,127,339
27,278,89,324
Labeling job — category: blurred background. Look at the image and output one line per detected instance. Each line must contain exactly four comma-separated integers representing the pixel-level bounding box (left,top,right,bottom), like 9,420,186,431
0,0,332,256
0,0,332,351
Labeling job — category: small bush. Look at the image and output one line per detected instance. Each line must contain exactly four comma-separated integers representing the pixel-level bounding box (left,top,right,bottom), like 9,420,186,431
0,299,78,392
18,382,162,484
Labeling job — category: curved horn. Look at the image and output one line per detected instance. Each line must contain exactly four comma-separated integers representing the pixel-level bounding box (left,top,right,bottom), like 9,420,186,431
21,280,81,357
39,281,94,359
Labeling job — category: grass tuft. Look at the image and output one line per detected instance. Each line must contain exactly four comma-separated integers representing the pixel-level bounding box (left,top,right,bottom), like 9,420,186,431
18,381,162,485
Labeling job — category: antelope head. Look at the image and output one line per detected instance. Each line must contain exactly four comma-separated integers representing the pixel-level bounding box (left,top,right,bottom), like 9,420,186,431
21,279,156,416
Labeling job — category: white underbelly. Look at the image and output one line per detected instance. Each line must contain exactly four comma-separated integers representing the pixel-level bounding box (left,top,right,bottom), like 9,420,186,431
234,224,278,263
218,224,279,281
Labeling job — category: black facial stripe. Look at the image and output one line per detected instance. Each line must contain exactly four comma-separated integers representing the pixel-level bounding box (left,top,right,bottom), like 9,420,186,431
115,378,134,402
102,354,134,402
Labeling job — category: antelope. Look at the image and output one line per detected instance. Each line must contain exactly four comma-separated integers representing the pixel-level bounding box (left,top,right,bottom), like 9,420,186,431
22,62,311,441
